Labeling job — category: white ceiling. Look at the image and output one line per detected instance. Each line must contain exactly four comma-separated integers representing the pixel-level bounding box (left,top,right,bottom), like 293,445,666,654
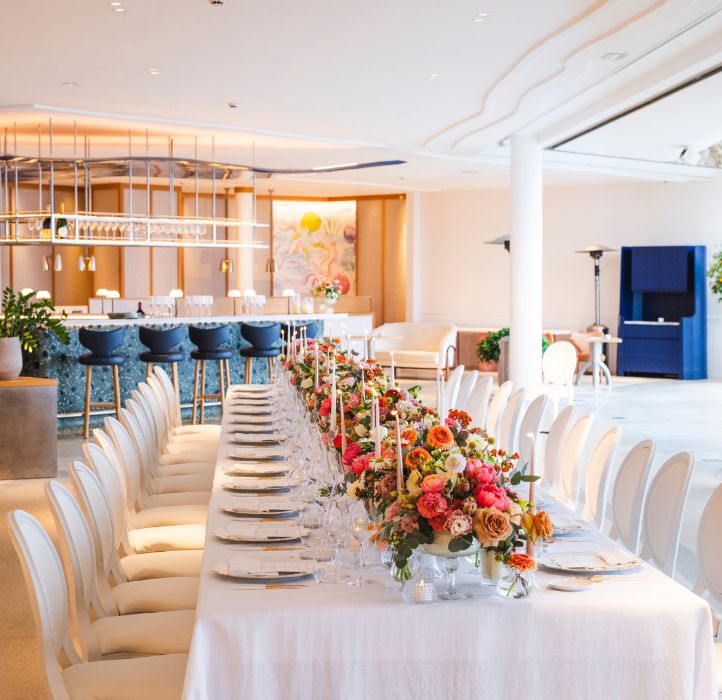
3,0,722,193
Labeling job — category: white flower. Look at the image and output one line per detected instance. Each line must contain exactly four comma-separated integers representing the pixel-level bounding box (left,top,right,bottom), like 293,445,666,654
347,478,364,500
301,377,313,389
406,470,422,497
354,424,368,437
466,435,484,453
369,425,388,443
423,414,435,428
445,452,467,474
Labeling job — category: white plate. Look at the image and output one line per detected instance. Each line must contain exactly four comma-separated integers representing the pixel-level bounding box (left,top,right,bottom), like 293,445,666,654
233,434,287,445
211,562,310,581
213,526,302,543
223,464,289,477
539,556,641,574
222,479,290,492
229,450,288,462
547,577,594,592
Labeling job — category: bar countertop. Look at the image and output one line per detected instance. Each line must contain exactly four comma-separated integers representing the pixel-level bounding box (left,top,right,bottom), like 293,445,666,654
57,312,346,328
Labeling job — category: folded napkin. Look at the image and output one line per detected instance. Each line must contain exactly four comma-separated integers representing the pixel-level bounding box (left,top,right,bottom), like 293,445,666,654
545,552,604,570
229,496,295,513
229,555,314,577
597,549,639,567
551,514,584,530
225,522,302,539
233,433,287,444
226,477,291,490
224,463,289,476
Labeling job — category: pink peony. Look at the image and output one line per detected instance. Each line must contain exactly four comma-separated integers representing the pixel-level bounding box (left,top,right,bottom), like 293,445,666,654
342,442,362,466
350,453,372,476
474,484,510,511
319,397,331,417
420,474,446,494
445,510,473,537
347,393,361,409
417,492,449,520
468,459,499,485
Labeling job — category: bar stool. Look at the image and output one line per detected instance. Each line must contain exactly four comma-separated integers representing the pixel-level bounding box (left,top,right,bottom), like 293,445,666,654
240,322,281,383
78,327,127,439
138,326,184,395
189,325,233,424
303,320,323,339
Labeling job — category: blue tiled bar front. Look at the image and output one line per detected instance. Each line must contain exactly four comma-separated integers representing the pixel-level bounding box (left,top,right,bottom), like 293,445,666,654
25,313,338,427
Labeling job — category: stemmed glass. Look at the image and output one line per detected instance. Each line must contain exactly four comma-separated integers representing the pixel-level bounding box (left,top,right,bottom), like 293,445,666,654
438,557,469,600
348,509,375,586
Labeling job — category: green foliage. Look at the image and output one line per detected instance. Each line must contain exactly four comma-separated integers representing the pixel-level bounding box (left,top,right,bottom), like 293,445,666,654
0,287,70,353
476,327,550,363
707,248,722,302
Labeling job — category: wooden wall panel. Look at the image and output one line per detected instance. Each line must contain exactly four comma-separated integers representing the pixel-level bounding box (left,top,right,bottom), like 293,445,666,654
382,197,407,323
356,200,384,324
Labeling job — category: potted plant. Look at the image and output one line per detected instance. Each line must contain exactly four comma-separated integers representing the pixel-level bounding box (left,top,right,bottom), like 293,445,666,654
476,328,550,383
0,288,69,380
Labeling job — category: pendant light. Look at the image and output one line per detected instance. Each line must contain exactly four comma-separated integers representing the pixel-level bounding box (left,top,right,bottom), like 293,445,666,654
78,247,97,272
219,257,234,273
53,253,62,272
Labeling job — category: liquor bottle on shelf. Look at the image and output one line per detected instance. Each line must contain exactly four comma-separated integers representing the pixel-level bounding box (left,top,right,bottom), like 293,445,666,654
41,206,52,240
41,203,69,239
136,302,146,317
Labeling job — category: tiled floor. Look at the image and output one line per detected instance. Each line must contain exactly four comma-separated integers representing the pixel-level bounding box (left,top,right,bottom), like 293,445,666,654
1,376,720,698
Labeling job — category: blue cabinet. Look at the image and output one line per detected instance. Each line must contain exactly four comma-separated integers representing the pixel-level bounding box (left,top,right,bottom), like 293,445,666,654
617,246,706,379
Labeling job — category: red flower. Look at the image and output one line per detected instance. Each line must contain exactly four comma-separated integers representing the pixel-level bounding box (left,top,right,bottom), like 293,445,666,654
417,492,449,520
319,397,331,417
428,511,451,532
474,484,510,511
342,442,362,466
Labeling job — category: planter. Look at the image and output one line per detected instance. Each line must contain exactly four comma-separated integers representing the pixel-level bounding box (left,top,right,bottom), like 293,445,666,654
0,337,22,380
419,531,480,559
315,298,337,313
496,566,533,599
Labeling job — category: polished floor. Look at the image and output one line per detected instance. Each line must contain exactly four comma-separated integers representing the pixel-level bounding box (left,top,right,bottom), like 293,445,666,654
1,377,720,699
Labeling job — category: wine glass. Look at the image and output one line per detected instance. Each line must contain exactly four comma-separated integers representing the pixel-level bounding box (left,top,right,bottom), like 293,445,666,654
438,556,469,601
348,510,375,586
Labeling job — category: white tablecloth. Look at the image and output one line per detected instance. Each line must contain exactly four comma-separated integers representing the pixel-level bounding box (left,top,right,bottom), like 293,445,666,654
182,387,717,700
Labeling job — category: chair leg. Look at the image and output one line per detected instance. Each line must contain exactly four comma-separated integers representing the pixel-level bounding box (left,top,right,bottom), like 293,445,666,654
112,365,121,418
171,362,181,424
218,360,226,414
267,357,273,383
225,359,232,390
245,357,252,384
192,359,199,425
83,366,93,440
145,362,153,380
200,360,206,424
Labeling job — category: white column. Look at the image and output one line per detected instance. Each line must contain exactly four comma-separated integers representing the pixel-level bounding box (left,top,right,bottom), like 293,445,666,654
509,134,543,388
229,192,255,291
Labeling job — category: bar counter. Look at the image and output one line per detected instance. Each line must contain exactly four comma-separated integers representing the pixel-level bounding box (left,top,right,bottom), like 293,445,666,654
26,313,343,422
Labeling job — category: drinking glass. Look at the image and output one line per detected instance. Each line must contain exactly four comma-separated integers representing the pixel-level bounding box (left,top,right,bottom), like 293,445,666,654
348,512,375,586
313,540,338,584
438,557,469,600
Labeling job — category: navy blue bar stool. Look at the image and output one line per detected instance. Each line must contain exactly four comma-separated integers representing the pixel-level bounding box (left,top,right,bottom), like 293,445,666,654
303,320,323,340
78,327,127,439
240,322,281,383
138,326,184,395
189,325,233,424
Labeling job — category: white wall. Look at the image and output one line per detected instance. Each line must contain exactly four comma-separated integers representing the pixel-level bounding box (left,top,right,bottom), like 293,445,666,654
414,178,722,376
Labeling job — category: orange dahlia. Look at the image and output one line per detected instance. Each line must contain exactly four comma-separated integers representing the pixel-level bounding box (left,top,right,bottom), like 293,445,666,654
405,447,432,470
402,428,418,445
508,552,536,573
427,424,455,450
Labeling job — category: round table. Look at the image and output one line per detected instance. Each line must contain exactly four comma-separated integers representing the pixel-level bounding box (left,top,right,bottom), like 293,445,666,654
576,336,622,388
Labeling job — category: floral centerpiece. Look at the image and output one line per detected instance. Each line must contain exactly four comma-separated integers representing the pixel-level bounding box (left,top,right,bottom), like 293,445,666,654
310,280,342,303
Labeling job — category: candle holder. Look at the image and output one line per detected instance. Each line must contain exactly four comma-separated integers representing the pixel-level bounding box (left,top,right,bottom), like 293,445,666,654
402,561,439,605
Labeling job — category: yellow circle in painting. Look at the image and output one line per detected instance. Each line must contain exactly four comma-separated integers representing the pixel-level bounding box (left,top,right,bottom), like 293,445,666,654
300,211,321,232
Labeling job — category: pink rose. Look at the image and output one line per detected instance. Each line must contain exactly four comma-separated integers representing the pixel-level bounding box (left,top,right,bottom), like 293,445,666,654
290,375,298,385
347,393,360,409
319,397,331,417
445,509,473,537
420,474,446,494
342,442,362,466
474,484,510,511
350,453,372,476
417,492,449,519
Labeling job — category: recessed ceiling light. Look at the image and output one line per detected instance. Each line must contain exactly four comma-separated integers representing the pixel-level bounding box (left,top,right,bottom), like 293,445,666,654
148,68,160,76
109,1,123,5
602,52,629,61
474,12,489,22
61,81,79,87
428,73,440,81
112,6,126,12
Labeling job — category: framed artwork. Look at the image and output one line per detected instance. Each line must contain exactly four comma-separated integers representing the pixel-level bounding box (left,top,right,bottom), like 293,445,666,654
272,200,356,296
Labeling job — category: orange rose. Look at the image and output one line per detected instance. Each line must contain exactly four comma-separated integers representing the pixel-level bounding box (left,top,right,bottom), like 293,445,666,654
533,511,553,540
405,447,432,470
427,424,455,450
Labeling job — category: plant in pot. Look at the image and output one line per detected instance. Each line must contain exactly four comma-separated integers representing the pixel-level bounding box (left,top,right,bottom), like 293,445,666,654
476,328,550,383
0,288,69,380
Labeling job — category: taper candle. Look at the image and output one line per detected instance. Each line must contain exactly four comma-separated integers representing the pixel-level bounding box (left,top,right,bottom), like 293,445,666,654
339,391,347,454
390,351,396,386
393,412,404,494
314,345,320,390
373,397,381,458
526,432,536,557
330,358,337,434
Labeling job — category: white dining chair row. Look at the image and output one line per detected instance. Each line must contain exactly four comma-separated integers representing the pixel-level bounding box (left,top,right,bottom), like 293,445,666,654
8,366,221,700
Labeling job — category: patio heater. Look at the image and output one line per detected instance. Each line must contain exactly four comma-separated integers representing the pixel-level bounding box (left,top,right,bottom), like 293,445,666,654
574,245,616,333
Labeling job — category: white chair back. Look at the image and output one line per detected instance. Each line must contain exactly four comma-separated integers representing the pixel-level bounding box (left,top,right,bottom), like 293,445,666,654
105,415,146,509
69,461,128,588
694,482,722,606
610,439,655,554
539,405,575,492
465,377,493,430
126,398,160,473
444,365,465,411
130,388,161,453
152,367,181,428
640,452,693,576
556,413,594,507
7,509,83,699
517,394,548,472
139,382,170,451
486,380,513,440
542,341,577,386
579,426,621,529
45,480,113,660
497,388,526,455
455,370,478,412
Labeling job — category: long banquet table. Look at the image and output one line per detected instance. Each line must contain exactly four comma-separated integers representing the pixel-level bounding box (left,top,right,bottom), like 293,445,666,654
182,386,717,700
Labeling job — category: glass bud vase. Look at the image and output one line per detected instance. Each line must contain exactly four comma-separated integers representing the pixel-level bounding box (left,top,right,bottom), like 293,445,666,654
480,549,503,586
496,567,533,599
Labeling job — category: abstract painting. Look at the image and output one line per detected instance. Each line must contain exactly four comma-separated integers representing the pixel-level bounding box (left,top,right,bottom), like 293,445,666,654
272,200,356,296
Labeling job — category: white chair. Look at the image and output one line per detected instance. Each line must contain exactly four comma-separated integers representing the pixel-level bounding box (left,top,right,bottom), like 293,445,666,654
539,405,575,493
465,376,493,429
83,442,206,554
640,452,694,577
70,461,203,583
370,322,457,372
454,370,478,411
539,341,577,417
555,413,594,508
44,481,194,659
444,365,465,412
486,380,513,441
610,439,656,554
579,426,621,529
497,388,526,455
517,395,548,473
7,509,188,700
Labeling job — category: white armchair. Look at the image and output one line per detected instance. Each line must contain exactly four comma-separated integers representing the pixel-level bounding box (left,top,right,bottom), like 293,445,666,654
371,322,457,373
